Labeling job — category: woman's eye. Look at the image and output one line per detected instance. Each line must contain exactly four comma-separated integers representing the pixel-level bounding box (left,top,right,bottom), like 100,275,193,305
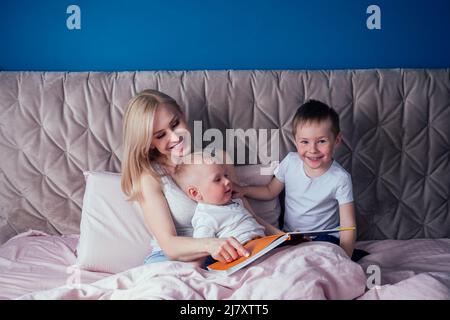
171,120,180,128
156,133,165,139
319,140,327,144
300,141,308,144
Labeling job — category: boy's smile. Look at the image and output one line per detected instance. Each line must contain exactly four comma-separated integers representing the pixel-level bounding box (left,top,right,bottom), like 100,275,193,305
294,119,341,177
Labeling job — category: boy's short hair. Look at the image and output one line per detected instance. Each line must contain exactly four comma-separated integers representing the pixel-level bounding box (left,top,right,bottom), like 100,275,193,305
292,99,340,138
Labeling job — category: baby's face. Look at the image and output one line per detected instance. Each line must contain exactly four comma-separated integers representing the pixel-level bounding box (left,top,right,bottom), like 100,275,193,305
194,163,233,205
294,119,341,175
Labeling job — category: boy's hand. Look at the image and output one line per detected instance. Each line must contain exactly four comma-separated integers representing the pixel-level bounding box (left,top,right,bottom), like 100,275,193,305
231,182,245,198
294,230,311,241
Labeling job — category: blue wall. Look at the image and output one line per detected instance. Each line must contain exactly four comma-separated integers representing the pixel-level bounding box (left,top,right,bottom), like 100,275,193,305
1,0,449,71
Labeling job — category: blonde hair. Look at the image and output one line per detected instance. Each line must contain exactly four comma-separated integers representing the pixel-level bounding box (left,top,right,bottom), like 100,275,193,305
121,89,182,201
174,151,222,194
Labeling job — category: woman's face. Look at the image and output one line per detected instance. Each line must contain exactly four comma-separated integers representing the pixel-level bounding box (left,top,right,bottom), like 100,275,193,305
150,103,190,161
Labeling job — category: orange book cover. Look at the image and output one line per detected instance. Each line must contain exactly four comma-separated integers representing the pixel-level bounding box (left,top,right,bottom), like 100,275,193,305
207,234,285,272
206,227,355,275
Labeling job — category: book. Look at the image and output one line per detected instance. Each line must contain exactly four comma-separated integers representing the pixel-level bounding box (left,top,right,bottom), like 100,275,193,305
206,227,355,275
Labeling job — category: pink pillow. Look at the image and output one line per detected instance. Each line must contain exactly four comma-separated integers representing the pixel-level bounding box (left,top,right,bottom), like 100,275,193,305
76,171,153,273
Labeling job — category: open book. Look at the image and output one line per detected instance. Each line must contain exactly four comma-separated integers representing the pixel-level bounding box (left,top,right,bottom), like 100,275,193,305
206,227,355,275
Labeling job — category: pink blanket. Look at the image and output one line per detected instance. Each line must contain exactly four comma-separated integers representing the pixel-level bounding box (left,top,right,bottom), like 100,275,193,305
16,241,367,300
2,231,449,300
0,230,110,299
356,239,450,300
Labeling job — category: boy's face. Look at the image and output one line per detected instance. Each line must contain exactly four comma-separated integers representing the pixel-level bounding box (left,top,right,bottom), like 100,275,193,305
294,119,341,174
189,163,233,205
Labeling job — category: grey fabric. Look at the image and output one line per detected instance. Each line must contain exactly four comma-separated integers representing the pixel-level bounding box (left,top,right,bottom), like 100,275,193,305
0,70,449,243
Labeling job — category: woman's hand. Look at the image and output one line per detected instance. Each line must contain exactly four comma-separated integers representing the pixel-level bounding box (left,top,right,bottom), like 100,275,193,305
208,237,250,263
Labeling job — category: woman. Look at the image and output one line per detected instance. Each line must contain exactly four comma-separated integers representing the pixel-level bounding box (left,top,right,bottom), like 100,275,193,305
121,89,280,265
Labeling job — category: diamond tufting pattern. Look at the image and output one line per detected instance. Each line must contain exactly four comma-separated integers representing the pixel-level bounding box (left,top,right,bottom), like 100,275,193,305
0,70,449,243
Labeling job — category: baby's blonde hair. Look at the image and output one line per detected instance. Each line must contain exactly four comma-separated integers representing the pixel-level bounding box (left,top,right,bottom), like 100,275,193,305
174,151,222,193
121,89,182,201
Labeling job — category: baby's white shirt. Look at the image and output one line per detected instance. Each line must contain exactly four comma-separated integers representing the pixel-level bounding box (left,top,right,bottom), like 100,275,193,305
274,152,354,237
192,198,266,244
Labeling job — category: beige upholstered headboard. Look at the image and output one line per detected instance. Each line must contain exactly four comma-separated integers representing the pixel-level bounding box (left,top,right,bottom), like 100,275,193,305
0,69,449,244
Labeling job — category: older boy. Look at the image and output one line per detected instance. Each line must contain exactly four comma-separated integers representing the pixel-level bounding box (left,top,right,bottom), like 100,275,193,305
236,100,366,260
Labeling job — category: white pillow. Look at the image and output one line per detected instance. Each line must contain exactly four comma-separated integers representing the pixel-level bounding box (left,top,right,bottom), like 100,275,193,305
76,165,280,274
234,164,281,228
76,171,153,274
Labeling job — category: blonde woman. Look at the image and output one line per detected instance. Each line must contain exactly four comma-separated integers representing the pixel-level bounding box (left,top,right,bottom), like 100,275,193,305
121,90,280,265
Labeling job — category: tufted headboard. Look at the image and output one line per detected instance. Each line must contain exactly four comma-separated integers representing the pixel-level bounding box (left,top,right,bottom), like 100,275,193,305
0,69,449,244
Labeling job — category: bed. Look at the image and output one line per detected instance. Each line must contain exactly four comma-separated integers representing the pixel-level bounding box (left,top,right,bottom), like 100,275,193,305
1,70,449,300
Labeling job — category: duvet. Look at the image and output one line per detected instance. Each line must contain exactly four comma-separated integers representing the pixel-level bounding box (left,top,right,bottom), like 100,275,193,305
2,231,449,300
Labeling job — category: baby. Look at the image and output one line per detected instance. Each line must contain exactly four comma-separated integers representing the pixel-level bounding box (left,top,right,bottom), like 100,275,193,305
175,153,266,249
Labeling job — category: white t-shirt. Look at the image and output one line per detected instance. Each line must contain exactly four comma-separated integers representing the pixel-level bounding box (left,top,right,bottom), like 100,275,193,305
192,198,266,244
150,164,197,252
274,152,353,237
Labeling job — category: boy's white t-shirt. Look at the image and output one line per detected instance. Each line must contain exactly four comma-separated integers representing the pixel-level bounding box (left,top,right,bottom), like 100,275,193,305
192,198,265,244
274,152,353,237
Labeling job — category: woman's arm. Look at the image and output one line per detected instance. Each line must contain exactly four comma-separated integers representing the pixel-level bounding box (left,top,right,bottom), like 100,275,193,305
338,202,356,258
139,173,248,262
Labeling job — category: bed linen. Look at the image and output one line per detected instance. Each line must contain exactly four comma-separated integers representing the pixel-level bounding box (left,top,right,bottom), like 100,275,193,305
356,239,450,299
14,236,367,300
1,231,449,300
0,230,110,299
